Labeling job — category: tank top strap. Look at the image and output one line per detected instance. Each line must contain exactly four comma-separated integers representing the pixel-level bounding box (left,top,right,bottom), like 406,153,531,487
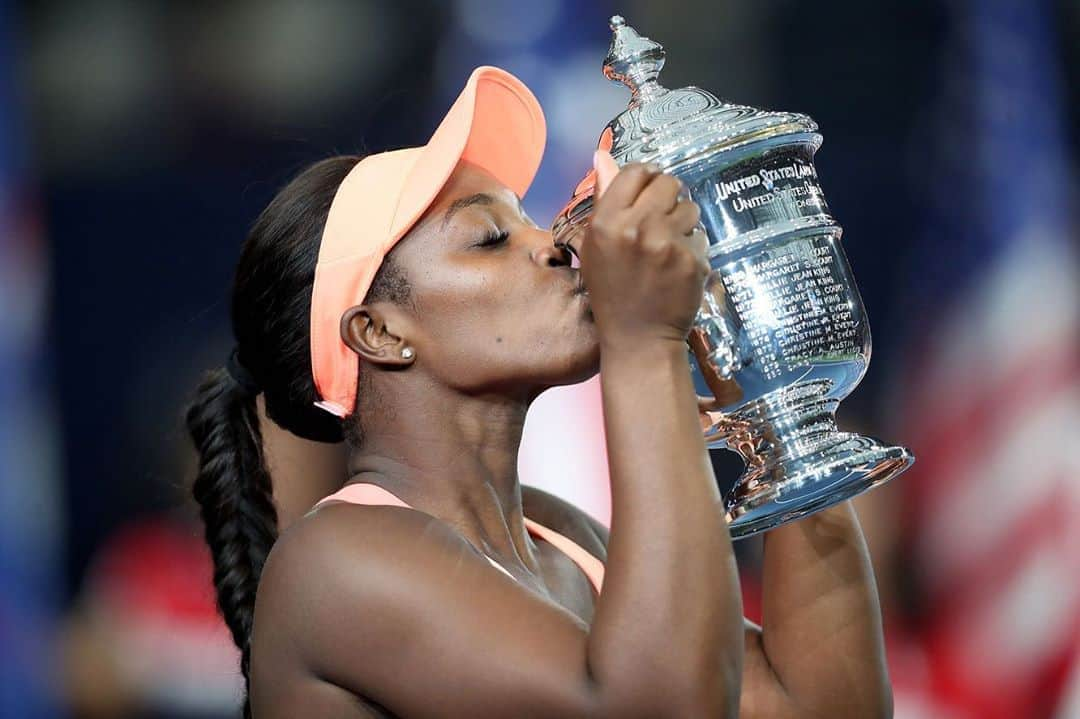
522,517,605,595
311,482,410,511
310,484,515,579
309,483,604,594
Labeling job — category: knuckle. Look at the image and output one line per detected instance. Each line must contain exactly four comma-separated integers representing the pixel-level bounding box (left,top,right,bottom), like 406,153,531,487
590,216,613,237
650,239,676,261
618,224,641,244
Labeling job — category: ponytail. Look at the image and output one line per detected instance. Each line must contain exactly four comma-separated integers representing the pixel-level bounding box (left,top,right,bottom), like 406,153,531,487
186,367,278,719
186,154,413,717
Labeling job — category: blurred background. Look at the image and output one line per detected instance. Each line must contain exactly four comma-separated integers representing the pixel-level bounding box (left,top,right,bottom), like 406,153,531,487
1,0,1077,717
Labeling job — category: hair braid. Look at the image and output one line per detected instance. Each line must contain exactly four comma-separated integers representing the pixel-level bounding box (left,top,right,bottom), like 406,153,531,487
187,368,278,718
187,155,412,717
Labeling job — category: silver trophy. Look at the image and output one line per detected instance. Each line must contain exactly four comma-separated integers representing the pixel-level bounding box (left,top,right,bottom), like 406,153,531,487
553,16,914,538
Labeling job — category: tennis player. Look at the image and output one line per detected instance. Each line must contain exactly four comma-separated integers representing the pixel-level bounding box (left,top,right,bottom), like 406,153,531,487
186,66,890,719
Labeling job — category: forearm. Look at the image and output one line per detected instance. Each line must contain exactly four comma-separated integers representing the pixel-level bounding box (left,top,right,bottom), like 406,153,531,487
759,501,891,717
588,339,743,716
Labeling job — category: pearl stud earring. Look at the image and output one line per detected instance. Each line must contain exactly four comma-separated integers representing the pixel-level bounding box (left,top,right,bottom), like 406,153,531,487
401,347,414,360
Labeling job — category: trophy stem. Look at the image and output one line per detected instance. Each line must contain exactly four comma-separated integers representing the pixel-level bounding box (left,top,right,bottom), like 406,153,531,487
718,380,913,538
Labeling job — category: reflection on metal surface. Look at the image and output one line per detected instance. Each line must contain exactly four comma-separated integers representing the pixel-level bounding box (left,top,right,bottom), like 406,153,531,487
554,16,913,537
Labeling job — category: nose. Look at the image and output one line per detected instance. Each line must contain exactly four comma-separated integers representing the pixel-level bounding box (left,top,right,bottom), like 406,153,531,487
530,230,573,268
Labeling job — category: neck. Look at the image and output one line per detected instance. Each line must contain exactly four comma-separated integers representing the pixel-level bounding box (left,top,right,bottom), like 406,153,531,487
346,373,539,570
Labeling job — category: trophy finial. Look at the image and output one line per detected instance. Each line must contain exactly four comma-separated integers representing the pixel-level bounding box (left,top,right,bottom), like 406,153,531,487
603,15,666,100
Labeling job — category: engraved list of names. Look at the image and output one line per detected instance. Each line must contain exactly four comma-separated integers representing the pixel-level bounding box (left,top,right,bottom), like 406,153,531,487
722,235,861,382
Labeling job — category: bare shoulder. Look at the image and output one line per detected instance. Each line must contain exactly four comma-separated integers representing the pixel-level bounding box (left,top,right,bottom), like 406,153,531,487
254,501,486,666
251,501,606,718
260,500,436,589
520,485,609,562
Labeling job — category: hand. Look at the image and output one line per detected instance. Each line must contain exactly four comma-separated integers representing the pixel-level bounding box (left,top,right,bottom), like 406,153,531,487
580,151,709,351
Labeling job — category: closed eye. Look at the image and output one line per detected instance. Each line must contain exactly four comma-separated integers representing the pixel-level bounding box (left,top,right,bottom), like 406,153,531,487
475,229,510,248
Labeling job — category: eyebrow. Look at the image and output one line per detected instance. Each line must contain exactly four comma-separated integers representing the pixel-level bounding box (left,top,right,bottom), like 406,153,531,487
440,192,525,231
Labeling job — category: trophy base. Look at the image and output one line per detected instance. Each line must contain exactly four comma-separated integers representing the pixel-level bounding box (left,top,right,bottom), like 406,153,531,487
713,381,914,539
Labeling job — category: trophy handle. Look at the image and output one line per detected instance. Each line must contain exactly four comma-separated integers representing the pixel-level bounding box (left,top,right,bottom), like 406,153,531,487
688,276,748,411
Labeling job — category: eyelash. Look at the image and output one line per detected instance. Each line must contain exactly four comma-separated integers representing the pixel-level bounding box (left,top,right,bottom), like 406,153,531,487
477,229,510,248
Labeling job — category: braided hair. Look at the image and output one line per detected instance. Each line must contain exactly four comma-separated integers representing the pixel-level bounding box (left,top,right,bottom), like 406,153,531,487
185,156,411,717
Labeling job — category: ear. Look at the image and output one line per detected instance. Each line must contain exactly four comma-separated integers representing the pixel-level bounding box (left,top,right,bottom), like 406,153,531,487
340,304,416,368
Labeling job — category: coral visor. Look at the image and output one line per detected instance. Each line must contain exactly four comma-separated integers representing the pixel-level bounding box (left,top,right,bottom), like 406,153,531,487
310,66,546,417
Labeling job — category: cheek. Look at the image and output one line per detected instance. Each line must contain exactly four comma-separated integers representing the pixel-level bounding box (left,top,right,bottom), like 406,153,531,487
413,284,518,364
487,301,598,380
409,265,596,384
419,294,554,379
421,266,532,340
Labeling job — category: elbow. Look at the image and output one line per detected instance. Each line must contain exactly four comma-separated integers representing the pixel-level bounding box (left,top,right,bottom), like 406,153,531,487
801,675,894,719
662,656,743,719
666,683,740,719
588,625,744,719
679,686,740,719
597,667,741,719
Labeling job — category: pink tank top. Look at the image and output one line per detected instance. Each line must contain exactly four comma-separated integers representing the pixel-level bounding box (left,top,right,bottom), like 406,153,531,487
311,483,604,594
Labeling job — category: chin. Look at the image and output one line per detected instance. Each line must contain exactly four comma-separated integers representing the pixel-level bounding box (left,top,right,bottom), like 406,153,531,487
526,365,600,404
545,341,601,389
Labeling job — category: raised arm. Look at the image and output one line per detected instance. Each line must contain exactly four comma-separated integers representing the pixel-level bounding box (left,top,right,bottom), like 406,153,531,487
740,501,892,718
252,156,744,719
581,152,744,717
522,475,890,717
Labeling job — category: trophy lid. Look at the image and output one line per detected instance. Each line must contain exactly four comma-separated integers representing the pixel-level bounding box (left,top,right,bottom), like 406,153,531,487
601,15,817,168
553,16,819,240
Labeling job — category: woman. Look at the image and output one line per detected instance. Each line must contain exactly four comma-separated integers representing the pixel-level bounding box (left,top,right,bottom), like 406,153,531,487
186,66,891,718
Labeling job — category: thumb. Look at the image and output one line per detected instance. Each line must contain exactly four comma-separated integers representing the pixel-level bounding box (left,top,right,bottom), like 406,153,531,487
593,150,619,198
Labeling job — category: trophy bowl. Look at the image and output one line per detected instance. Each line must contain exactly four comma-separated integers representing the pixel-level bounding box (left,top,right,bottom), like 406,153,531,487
553,16,914,538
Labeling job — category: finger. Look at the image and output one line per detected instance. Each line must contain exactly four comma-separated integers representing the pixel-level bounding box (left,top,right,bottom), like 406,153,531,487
631,173,684,216
594,158,662,211
687,224,709,263
669,199,702,236
593,150,620,198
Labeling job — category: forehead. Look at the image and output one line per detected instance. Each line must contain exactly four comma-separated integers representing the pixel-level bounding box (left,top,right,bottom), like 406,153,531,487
390,161,522,263
423,161,520,224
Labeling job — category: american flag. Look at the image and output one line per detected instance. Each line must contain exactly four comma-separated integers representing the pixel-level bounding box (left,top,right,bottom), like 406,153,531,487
894,1,1080,717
